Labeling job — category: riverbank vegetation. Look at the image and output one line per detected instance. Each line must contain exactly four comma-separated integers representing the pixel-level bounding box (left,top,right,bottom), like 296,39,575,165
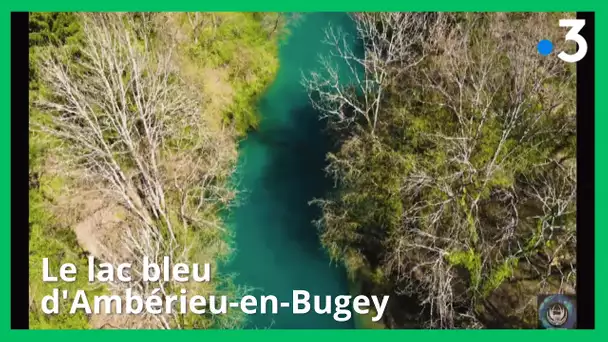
29,12,282,329
305,12,577,328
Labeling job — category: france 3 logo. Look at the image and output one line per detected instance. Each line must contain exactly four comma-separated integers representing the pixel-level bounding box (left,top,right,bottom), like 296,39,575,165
537,19,588,63
537,294,577,329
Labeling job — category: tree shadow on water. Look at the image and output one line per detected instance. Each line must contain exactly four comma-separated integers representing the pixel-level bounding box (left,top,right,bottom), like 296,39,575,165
256,102,334,264
233,101,354,329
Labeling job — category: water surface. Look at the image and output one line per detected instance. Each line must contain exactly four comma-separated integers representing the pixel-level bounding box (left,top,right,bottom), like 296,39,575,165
226,13,359,329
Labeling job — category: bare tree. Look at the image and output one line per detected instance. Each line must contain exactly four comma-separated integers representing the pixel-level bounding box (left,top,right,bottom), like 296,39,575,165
34,12,237,328
302,13,444,134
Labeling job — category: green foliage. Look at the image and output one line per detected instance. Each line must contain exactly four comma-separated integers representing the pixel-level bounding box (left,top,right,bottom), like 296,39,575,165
183,13,280,134
29,176,107,329
481,257,519,297
29,225,105,329
28,12,98,329
318,135,405,279
446,249,482,289
29,12,82,47
29,13,83,90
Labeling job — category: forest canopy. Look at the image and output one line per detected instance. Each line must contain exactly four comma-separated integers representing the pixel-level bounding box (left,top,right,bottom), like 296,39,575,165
28,12,282,329
304,12,577,328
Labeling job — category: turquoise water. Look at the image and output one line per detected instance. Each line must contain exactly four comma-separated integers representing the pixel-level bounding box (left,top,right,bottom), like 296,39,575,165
226,13,360,329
